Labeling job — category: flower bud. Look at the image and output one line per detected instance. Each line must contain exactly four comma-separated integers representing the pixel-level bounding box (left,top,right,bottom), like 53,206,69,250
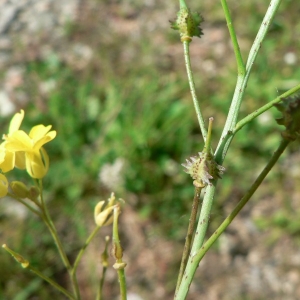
10,181,29,198
0,174,8,198
2,244,29,268
28,186,40,201
94,193,116,226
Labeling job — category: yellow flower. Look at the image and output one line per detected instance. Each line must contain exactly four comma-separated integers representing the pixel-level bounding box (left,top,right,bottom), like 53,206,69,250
0,110,56,179
0,174,8,197
94,193,117,226
0,110,26,172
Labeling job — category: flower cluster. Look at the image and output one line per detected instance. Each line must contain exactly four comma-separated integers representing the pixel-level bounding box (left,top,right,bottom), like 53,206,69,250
0,110,56,197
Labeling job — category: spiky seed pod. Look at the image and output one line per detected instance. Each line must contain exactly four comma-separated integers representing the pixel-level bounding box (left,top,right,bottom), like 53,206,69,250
182,152,225,188
274,94,300,141
170,7,204,42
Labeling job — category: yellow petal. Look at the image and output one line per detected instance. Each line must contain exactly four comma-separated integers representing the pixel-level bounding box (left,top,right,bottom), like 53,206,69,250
0,174,8,197
94,205,115,226
0,150,15,173
8,110,25,133
25,148,49,179
94,201,105,220
33,131,57,150
15,152,26,169
29,125,52,142
5,131,32,151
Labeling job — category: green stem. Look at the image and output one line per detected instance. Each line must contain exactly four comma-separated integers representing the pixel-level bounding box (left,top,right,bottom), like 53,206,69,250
97,266,107,300
7,192,41,217
72,226,102,273
179,0,188,10
183,40,207,141
29,265,76,300
112,205,127,300
234,83,300,134
220,0,245,75
2,244,75,299
97,236,110,300
174,185,216,299
215,0,283,164
117,269,127,300
38,180,81,300
175,186,202,292
175,138,290,299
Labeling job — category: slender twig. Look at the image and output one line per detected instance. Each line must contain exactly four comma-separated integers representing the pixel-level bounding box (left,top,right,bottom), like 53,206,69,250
215,0,283,163
7,192,42,217
29,265,76,300
175,138,290,299
97,266,107,300
2,244,75,300
183,40,207,141
97,236,110,300
220,0,245,75
175,186,202,292
112,205,127,300
234,83,300,134
175,1,283,298
38,180,81,299
215,83,300,164
73,226,102,273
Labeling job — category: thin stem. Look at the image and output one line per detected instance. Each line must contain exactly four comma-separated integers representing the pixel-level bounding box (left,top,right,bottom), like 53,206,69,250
117,269,127,300
183,40,207,141
97,236,110,300
174,185,216,300
29,265,76,300
7,192,41,217
175,186,202,292
179,0,187,10
38,181,71,270
175,138,290,299
97,266,107,300
38,180,81,299
73,225,102,272
234,83,300,134
216,0,283,163
220,0,245,75
2,244,75,299
215,83,300,166
112,205,127,300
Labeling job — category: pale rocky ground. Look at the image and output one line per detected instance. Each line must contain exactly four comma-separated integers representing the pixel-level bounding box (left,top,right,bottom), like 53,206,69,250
1,1,300,299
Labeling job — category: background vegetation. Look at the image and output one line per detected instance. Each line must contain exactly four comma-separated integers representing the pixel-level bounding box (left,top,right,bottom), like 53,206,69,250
0,1,299,299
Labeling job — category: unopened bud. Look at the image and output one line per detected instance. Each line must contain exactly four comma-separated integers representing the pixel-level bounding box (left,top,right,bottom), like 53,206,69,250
10,181,29,198
28,186,40,201
2,244,29,268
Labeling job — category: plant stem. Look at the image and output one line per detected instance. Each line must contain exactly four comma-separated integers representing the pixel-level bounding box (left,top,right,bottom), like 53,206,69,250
7,192,41,217
97,266,107,300
215,0,283,164
183,40,207,141
234,83,300,134
175,138,290,299
73,226,102,273
175,186,202,292
38,180,81,299
220,0,245,75
179,0,187,10
29,265,76,300
2,244,75,299
112,205,127,300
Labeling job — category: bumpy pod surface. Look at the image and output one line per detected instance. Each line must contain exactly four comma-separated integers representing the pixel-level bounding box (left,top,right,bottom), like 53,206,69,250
182,152,225,188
